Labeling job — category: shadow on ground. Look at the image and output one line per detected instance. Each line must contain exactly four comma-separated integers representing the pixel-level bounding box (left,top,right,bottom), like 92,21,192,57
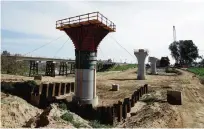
109,78,137,81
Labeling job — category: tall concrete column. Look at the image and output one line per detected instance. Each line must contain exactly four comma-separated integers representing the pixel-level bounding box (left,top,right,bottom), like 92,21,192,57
134,49,148,80
56,12,116,106
149,57,158,74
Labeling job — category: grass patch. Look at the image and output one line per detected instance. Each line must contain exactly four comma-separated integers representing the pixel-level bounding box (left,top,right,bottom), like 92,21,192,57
140,95,166,105
72,120,84,128
187,67,204,84
108,64,137,71
165,67,182,75
59,103,67,110
61,111,85,128
89,120,113,128
61,112,74,122
141,97,158,105
187,67,204,76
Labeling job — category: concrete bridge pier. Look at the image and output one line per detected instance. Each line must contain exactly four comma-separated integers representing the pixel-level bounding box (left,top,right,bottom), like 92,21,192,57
29,60,38,77
149,57,158,74
134,49,148,80
45,61,55,77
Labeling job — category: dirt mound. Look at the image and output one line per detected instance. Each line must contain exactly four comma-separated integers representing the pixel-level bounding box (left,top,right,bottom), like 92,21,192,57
1,92,42,128
117,90,182,128
46,104,91,128
23,104,91,128
122,102,181,128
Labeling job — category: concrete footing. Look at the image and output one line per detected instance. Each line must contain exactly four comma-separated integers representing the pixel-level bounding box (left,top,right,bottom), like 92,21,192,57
112,84,119,91
72,96,99,107
167,90,182,105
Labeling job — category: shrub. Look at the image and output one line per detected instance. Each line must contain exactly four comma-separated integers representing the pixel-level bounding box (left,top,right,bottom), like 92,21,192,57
165,67,182,75
59,103,67,110
72,121,83,128
61,112,73,122
60,112,86,128
140,96,158,105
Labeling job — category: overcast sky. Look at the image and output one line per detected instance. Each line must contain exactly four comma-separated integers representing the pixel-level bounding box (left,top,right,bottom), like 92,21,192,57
1,1,204,64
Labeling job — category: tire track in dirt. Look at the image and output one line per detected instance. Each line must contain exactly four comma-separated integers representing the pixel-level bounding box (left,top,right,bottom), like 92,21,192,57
176,69,204,127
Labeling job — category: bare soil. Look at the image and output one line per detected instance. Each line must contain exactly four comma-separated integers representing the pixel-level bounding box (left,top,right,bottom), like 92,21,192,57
98,68,204,127
1,92,42,128
1,68,204,127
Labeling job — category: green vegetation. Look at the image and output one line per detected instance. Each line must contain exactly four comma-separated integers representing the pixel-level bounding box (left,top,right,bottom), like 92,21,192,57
61,112,113,128
141,97,157,105
59,103,67,110
187,67,204,84
1,51,30,76
187,67,204,76
108,64,136,71
1,50,47,76
72,120,84,128
89,120,113,128
165,67,182,75
60,111,85,128
61,112,74,122
169,40,200,65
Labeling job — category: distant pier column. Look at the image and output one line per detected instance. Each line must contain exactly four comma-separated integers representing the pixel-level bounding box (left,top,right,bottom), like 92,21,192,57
45,61,55,77
149,57,158,74
59,62,68,76
134,49,148,80
69,63,75,74
29,60,38,77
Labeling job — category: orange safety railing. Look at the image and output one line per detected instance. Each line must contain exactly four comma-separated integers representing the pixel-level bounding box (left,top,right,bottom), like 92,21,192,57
56,12,116,31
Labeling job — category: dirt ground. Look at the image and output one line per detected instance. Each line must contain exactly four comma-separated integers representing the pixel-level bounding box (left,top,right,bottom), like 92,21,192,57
1,92,42,128
97,68,204,127
1,92,90,128
1,68,204,127
1,74,75,83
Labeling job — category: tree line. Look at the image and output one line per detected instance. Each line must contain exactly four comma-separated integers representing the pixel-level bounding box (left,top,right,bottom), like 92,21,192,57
1,50,30,75
169,40,203,67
